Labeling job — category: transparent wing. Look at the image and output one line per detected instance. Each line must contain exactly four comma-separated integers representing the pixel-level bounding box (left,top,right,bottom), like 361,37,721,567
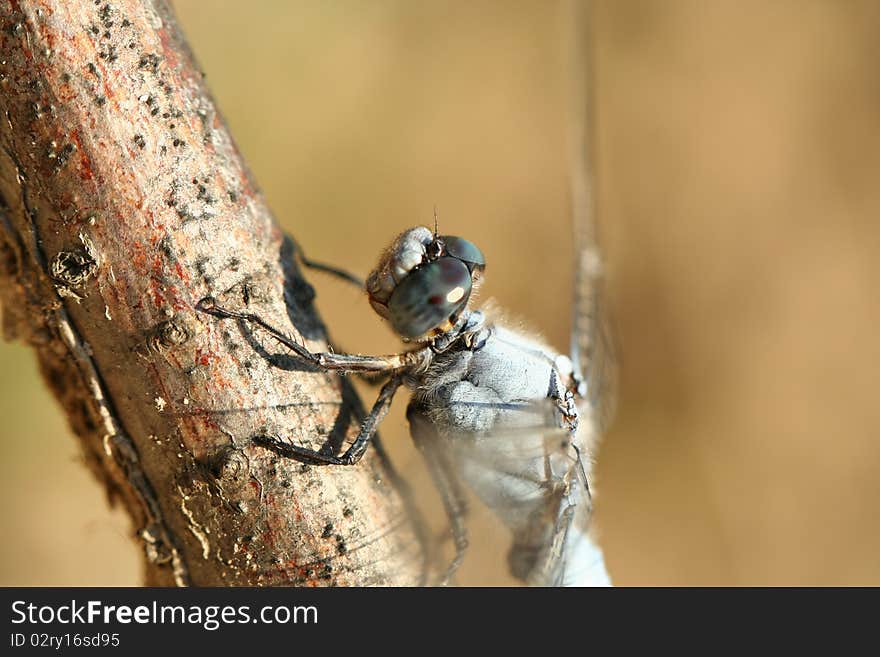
436,398,597,585
566,0,617,434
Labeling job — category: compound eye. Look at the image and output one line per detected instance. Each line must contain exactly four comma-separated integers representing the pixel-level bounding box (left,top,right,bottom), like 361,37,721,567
440,236,485,268
388,257,472,338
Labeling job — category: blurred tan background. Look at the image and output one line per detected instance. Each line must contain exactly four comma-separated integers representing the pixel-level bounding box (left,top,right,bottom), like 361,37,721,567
2,0,879,586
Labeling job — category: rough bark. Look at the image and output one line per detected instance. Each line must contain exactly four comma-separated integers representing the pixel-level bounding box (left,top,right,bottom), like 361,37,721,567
0,0,425,586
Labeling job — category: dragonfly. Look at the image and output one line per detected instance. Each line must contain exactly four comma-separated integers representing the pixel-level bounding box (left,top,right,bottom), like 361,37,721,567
197,215,613,586
197,1,614,586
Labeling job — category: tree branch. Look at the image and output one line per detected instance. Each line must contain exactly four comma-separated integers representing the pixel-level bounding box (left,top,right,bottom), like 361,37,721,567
0,0,425,586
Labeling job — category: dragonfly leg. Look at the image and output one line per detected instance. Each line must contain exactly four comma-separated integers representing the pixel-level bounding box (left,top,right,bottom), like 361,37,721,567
289,235,365,288
197,297,430,374
408,407,470,586
255,374,405,466
441,512,469,586
287,236,391,386
548,369,579,434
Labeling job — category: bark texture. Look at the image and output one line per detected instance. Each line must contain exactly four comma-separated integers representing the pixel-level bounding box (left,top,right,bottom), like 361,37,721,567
0,0,425,586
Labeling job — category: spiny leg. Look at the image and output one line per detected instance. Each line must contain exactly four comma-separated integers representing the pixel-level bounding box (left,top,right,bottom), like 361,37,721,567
286,238,392,386
198,298,428,468
197,297,429,374
548,369,579,434
289,235,365,288
408,409,470,586
288,237,399,387
548,370,593,515
256,374,404,466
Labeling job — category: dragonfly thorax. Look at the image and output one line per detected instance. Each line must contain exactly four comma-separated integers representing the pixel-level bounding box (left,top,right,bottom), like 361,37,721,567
366,226,485,342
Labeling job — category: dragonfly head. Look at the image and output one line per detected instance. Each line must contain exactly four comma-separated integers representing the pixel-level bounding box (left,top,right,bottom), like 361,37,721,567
366,226,485,342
